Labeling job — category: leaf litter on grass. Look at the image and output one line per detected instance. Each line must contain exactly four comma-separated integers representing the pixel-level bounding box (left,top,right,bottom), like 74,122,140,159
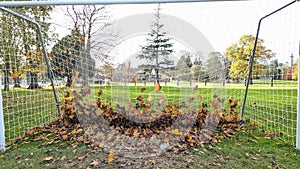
16,85,244,161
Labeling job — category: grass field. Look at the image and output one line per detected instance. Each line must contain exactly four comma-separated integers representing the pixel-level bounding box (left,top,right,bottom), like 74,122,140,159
2,89,59,145
0,124,299,168
1,80,298,146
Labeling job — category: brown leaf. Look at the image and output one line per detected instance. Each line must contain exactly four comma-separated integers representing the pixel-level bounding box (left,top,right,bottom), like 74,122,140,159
188,97,195,103
136,96,144,102
235,143,242,147
197,95,202,99
15,155,22,160
131,76,138,82
154,83,161,92
193,85,199,90
98,89,103,97
141,87,146,93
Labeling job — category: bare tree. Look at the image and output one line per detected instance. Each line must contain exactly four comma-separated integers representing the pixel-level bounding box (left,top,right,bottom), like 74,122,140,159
67,5,118,59
66,5,118,85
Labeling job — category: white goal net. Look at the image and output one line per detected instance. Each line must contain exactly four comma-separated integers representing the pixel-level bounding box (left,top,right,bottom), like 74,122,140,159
0,0,299,153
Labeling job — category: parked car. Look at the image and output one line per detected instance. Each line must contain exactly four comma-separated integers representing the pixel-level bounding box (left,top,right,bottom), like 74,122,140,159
94,74,105,84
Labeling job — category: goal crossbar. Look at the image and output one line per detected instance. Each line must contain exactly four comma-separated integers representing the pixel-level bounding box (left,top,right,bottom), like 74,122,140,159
0,0,250,7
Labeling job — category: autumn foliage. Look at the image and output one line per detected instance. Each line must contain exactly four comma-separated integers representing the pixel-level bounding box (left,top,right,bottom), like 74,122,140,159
20,85,244,155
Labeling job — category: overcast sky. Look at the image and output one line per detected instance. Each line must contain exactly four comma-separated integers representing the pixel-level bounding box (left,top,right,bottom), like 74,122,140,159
51,0,300,66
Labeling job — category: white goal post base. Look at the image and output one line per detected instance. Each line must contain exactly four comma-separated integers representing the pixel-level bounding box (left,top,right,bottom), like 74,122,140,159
0,76,5,151
297,41,300,150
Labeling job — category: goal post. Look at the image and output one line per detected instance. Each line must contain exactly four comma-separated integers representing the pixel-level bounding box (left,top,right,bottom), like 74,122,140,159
0,76,5,151
297,40,300,150
0,0,299,152
0,6,60,115
0,0,249,6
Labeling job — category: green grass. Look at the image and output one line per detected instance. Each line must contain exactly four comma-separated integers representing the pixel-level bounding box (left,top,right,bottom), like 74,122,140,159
2,88,59,145
2,81,298,146
0,124,299,168
92,83,297,144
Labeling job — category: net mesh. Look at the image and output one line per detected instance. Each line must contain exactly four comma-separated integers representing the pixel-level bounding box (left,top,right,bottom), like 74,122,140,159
0,0,299,150
0,6,59,145
244,1,299,144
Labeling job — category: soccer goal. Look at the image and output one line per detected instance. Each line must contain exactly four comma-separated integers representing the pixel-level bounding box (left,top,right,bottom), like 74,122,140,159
0,0,299,153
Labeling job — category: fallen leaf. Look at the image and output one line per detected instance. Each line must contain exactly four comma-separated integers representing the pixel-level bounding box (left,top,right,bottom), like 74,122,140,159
197,95,202,99
75,71,80,78
154,83,161,92
237,102,242,107
171,129,183,135
43,157,54,161
188,97,195,103
136,96,144,102
131,77,138,82
107,149,115,163
235,143,242,147
147,96,154,102
15,155,22,160
60,156,67,161
194,85,199,90
90,160,99,166
141,87,146,93
265,129,271,137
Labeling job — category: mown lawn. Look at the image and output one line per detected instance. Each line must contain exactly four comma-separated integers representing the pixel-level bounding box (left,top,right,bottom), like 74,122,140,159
2,88,59,145
1,80,298,150
0,124,299,169
2,81,298,145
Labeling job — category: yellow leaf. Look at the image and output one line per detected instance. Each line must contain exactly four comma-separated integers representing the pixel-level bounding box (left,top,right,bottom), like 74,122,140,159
75,71,80,78
62,96,67,101
186,134,193,140
12,70,19,78
265,129,271,136
71,81,75,88
43,156,54,161
107,149,115,163
60,156,66,161
76,128,83,134
171,129,183,135
237,102,242,107
147,96,154,102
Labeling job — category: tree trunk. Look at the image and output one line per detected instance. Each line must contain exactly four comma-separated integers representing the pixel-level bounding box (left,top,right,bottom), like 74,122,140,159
3,70,10,92
27,73,40,89
81,52,88,87
66,74,72,87
13,77,21,88
155,68,159,84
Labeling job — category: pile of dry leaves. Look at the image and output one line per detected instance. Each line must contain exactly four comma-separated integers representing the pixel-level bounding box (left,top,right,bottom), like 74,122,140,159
20,84,244,157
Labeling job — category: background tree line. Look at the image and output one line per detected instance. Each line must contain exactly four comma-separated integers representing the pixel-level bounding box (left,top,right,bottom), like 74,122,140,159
0,4,117,91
